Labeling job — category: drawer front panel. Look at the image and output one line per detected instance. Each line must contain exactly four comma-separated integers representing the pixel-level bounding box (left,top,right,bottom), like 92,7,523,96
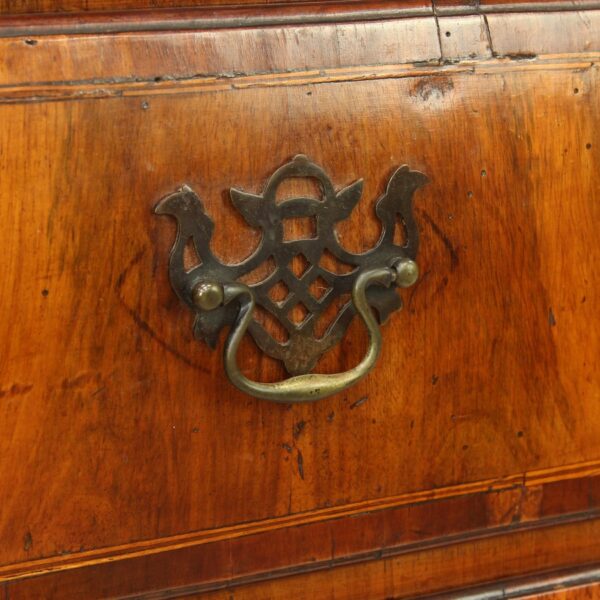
0,8,599,597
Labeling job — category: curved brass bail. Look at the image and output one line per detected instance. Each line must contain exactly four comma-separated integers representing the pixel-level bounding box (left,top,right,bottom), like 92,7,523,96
221,267,395,403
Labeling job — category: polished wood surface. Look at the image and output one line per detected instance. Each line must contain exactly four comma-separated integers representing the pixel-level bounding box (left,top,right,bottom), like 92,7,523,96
529,583,600,599
0,3,598,598
0,0,430,16
1,0,599,16
4,471,600,596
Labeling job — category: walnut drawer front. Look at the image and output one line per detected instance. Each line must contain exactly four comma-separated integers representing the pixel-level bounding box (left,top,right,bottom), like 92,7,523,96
0,5,599,598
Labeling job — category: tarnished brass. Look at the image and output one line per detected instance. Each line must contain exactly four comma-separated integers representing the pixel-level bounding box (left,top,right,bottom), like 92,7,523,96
192,282,224,311
392,258,419,288
189,268,396,402
155,155,426,402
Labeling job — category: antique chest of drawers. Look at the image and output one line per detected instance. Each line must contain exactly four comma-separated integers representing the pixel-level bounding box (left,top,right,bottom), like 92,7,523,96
0,0,599,597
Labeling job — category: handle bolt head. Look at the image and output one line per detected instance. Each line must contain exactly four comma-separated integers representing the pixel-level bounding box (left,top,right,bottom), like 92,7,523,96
192,282,224,311
392,258,419,288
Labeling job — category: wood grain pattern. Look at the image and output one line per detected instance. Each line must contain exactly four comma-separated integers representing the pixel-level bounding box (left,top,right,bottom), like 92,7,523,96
426,565,600,599
527,583,600,599
188,518,600,599
0,19,442,85
0,0,431,15
435,0,600,14
2,459,598,577
1,10,598,88
486,10,600,55
0,5,598,598
1,62,598,572
3,469,600,596
7,521,600,597
0,1,434,38
0,0,432,16
1,0,599,17
438,15,492,60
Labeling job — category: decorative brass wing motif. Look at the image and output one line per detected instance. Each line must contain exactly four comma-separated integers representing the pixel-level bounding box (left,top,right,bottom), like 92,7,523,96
155,155,427,376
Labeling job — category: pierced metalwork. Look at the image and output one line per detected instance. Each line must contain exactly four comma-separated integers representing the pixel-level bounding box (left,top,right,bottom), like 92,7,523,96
155,154,427,391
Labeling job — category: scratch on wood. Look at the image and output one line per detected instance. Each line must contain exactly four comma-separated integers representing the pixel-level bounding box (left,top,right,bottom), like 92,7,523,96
293,420,307,439
61,372,99,390
548,307,557,326
482,13,494,56
297,450,304,480
0,383,33,399
503,52,538,61
350,396,368,409
23,531,33,552
420,210,459,270
116,248,210,374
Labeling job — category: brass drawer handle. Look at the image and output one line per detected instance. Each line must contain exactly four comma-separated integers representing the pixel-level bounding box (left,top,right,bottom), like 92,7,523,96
155,155,426,403
190,261,416,403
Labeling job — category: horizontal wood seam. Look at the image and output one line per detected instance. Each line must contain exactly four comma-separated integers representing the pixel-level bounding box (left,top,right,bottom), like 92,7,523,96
0,54,597,104
118,512,600,599
1,1,600,37
435,0,600,15
1,458,599,582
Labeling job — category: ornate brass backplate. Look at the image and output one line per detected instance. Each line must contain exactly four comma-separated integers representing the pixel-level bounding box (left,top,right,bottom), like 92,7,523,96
155,155,427,402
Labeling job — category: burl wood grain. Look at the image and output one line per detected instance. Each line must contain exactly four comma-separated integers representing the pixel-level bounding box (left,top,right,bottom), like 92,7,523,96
0,5,599,598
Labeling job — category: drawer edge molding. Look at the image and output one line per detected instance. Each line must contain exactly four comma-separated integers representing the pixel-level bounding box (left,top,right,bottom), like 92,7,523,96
1,458,599,583
1,1,600,35
0,10,598,93
5,510,600,598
